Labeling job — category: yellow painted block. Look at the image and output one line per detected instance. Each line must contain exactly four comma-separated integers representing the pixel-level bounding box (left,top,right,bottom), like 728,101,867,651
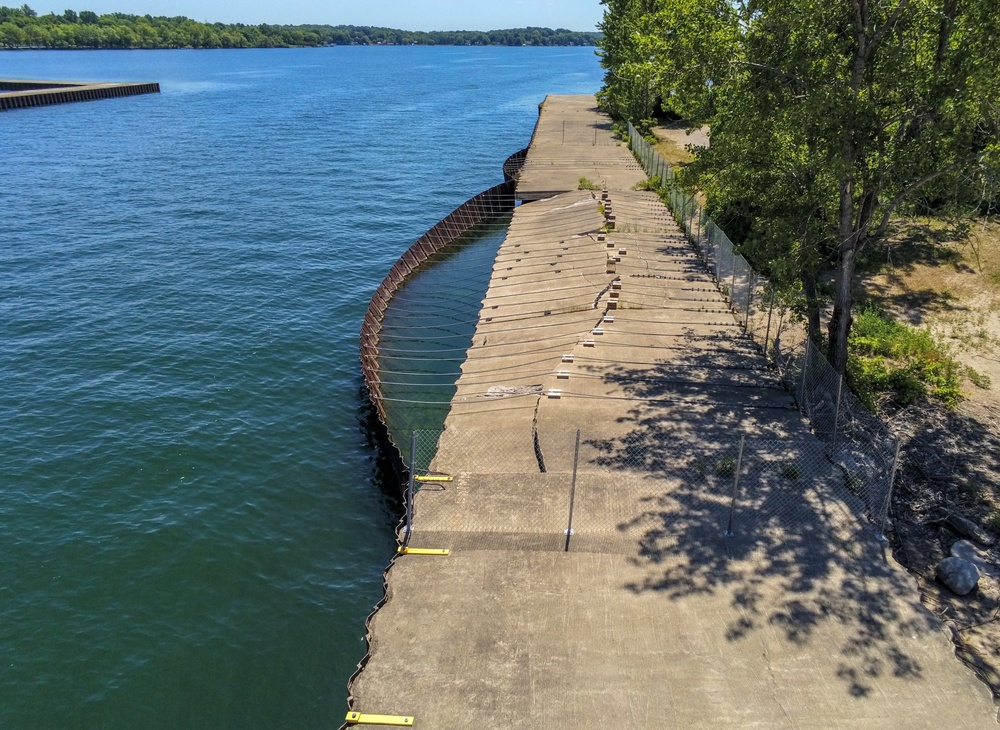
345,711,414,726
414,475,453,483
397,547,450,556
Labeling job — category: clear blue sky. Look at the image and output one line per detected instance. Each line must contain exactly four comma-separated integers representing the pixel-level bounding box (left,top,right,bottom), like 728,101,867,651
31,0,604,31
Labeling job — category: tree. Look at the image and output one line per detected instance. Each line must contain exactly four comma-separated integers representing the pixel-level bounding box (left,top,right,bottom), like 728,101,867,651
600,0,1000,374
0,20,25,46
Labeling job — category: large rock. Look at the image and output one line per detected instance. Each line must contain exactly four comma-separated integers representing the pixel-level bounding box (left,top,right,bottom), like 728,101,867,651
945,513,996,547
937,556,981,595
950,539,1000,578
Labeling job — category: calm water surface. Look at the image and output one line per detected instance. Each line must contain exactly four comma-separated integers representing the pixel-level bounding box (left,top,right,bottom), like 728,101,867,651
0,47,601,728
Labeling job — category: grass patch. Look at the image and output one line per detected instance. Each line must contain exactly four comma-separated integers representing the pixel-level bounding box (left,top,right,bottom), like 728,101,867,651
578,176,599,191
716,455,737,478
847,306,963,409
967,366,992,389
779,461,802,480
633,176,661,192
651,125,697,168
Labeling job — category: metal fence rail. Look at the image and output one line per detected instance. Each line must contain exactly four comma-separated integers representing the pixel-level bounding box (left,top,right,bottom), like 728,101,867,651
627,123,900,531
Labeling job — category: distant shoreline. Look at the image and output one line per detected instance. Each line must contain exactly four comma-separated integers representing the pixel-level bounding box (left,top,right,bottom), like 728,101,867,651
0,8,601,51
0,44,600,51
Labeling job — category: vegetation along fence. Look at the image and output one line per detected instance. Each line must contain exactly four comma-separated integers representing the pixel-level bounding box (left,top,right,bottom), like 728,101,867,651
627,123,901,534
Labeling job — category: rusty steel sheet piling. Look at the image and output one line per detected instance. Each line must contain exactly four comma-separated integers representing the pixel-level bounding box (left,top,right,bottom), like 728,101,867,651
359,149,527,458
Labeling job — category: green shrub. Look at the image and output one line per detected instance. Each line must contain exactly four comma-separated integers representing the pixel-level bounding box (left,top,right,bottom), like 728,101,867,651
967,367,992,389
847,306,962,409
578,176,599,191
716,455,737,478
779,461,802,480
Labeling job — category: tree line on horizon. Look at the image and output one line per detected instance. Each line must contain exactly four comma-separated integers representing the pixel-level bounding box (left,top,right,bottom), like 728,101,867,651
598,0,1000,379
0,5,600,49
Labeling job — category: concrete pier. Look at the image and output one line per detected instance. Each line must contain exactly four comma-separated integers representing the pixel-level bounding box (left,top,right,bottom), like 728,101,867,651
349,96,998,728
0,79,160,110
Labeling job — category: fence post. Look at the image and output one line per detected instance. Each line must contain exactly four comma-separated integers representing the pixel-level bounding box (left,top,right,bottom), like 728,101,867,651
743,273,753,333
763,289,776,362
403,430,417,548
799,344,811,414
564,429,582,552
729,252,737,309
725,435,747,538
878,440,903,542
832,375,844,446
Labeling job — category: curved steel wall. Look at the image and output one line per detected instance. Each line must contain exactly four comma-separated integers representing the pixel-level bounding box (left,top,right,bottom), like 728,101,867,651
360,149,527,459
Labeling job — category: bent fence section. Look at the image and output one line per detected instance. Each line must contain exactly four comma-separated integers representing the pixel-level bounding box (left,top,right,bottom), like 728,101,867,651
360,150,526,462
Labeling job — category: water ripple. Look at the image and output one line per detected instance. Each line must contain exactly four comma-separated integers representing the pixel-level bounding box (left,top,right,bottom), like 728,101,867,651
0,45,601,729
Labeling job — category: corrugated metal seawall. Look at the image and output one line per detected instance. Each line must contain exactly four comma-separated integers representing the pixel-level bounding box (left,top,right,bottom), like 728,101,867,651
359,148,527,458
0,81,160,110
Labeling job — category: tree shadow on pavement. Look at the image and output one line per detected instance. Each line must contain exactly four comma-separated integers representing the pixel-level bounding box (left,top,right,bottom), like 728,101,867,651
577,351,941,700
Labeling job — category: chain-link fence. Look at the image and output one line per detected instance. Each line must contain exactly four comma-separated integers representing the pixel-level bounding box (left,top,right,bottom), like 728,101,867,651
626,123,901,533
396,427,896,557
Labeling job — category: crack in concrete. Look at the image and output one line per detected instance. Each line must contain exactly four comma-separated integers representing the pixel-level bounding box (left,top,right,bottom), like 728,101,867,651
593,276,621,309
531,394,546,473
759,639,794,725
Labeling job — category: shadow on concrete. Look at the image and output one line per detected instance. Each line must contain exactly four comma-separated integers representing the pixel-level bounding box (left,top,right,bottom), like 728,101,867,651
572,338,942,699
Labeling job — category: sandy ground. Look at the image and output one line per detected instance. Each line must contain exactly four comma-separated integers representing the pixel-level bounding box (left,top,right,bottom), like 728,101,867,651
863,218,1000,699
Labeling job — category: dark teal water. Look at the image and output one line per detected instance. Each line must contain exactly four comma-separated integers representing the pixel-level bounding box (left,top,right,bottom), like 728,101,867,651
0,48,601,728
377,218,512,445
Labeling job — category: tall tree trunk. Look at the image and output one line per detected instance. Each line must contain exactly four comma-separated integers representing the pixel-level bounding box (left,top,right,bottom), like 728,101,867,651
828,244,856,374
829,140,859,375
829,0,871,375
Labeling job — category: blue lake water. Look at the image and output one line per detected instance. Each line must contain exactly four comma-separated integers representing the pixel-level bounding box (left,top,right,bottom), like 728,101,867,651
0,47,602,728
